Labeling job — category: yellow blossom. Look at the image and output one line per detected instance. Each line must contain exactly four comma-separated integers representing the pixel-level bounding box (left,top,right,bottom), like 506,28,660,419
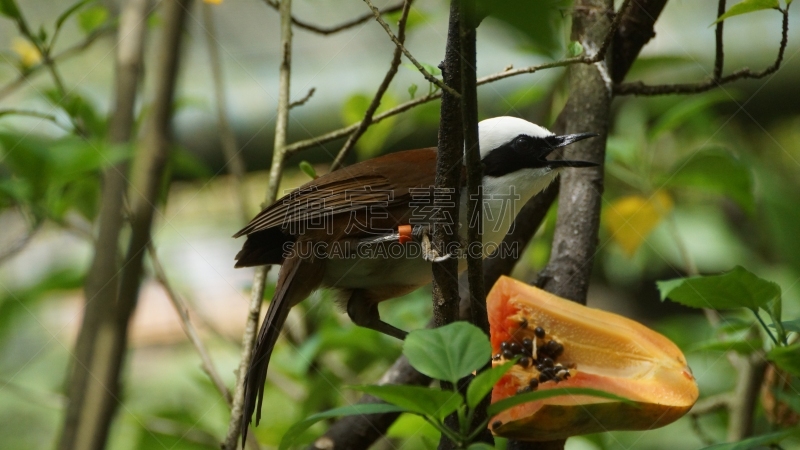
12,37,42,68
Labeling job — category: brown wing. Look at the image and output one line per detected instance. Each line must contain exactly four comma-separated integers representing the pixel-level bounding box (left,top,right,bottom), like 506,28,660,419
233,148,438,267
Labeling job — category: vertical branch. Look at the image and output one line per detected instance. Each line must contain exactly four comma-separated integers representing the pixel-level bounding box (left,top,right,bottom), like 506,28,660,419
433,2,465,449
431,0,463,332
713,0,726,80
202,3,250,224
537,0,613,303
459,0,486,337
56,1,152,449
223,0,294,448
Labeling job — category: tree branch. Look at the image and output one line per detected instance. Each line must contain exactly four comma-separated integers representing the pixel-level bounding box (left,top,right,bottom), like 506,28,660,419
56,0,152,448
289,87,315,109
362,0,460,98
615,3,790,95
329,0,412,171
262,0,404,35
223,0,295,448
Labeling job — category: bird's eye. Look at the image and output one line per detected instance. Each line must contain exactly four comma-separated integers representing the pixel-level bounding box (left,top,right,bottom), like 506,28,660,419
514,136,529,149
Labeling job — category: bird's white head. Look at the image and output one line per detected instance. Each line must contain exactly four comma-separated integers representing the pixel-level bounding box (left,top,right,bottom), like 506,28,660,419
478,116,554,159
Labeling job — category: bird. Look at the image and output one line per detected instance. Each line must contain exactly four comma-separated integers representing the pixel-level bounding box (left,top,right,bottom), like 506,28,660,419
233,116,598,437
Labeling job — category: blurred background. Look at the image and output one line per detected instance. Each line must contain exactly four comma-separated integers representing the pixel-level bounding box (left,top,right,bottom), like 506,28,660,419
1,0,799,448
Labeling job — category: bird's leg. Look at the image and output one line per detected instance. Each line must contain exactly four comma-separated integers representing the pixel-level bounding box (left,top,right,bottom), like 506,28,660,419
415,225,452,263
346,290,408,340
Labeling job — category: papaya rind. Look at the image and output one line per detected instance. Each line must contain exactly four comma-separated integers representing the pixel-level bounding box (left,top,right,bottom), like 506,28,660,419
488,276,699,439
493,401,693,441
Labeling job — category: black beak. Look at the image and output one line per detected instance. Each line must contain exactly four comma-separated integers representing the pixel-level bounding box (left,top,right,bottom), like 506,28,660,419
544,132,599,168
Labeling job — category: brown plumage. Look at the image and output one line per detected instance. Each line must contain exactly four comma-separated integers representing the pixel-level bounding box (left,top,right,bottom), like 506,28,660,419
235,148,442,441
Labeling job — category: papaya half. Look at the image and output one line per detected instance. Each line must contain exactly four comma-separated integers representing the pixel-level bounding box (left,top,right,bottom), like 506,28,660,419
488,276,699,441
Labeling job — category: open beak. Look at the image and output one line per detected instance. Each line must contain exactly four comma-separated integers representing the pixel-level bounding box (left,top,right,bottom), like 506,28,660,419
543,132,599,168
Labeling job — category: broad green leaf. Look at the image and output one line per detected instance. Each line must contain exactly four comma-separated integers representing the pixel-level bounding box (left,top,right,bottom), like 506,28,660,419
657,266,781,314
649,92,731,139
604,190,673,256
466,361,514,409
403,322,491,385
700,428,800,449
662,148,754,213
0,0,21,19
298,160,317,179
340,93,397,159
353,384,464,421
771,319,800,333
767,343,800,378
713,0,780,25
279,403,407,450
77,5,108,35
687,338,762,355
487,387,634,417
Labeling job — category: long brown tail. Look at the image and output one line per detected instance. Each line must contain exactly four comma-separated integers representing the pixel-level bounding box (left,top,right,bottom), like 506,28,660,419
241,254,321,445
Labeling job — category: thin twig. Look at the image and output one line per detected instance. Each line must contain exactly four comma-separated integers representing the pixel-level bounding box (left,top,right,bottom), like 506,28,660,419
0,26,112,101
713,0,727,80
202,2,250,225
147,242,232,405
329,0,412,171
262,0,404,35
0,222,41,265
289,87,315,109
223,0,295,448
615,4,790,95
362,0,459,98
0,108,73,132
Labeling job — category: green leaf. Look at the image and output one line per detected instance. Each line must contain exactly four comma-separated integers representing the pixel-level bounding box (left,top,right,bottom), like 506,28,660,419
767,343,800,378
478,0,572,58
700,428,800,449
468,444,495,450
716,317,754,334
56,0,93,34
408,83,418,99
466,361,515,410
0,0,21,19
77,5,107,35
279,403,407,450
662,148,754,213
713,0,780,25
567,41,583,57
298,160,317,179
340,93,397,159
487,387,634,417
353,384,463,421
687,338,762,354
650,92,732,139
657,266,781,313
772,319,800,333
403,322,491,385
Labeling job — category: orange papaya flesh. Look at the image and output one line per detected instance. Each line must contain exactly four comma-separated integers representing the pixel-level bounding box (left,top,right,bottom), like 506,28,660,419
488,276,699,441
